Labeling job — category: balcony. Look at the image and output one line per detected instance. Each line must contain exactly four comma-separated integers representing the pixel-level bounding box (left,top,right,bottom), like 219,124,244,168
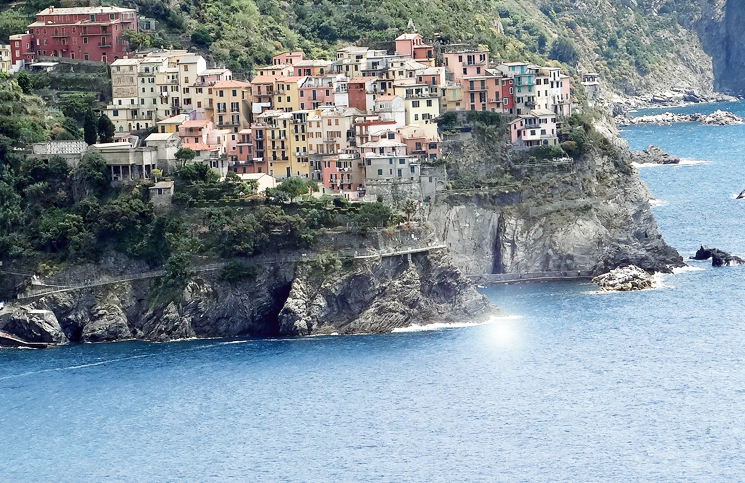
98,43,112,48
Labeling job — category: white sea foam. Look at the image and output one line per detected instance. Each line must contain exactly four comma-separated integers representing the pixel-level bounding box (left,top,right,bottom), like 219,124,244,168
0,354,152,380
649,198,667,207
678,158,710,166
672,265,705,274
392,315,520,333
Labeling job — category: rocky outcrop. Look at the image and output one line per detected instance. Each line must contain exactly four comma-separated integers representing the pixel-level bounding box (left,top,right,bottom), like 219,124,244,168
0,307,67,344
617,109,744,127
630,146,681,165
278,249,497,335
0,247,497,343
592,265,655,292
691,244,745,266
427,119,684,277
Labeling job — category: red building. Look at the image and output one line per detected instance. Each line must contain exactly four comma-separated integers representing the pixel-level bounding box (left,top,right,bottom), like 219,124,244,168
11,6,137,64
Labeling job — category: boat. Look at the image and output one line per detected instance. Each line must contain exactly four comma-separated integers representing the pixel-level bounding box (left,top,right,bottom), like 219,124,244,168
0,331,48,349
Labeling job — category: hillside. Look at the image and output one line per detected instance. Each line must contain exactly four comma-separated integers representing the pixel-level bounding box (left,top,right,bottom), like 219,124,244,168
3,0,741,97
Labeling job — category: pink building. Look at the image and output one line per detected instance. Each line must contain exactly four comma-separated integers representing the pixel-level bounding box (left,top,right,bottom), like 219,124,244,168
298,77,335,110
443,48,489,83
509,109,559,148
462,74,503,111
395,33,434,63
12,6,137,64
271,51,304,66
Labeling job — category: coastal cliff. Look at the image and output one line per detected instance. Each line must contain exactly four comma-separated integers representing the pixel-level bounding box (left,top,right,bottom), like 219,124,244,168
0,245,498,344
427,114,683,276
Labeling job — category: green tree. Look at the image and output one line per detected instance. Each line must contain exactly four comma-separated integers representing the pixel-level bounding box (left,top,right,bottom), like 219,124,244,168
401,199,417,222
78,150,111,198
151,168,162,182
175,147,196,167
549,38,580,66
354,202,391,228
191,28,214,46
16,72,31,95
37,209,91,256
83,113,98,145
177,161,218,183
97,115,115,144
0,10,29,42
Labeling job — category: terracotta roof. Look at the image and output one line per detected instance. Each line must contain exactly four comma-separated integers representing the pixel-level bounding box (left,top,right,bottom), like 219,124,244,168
182,119,209,128
249,75,280,84
213,80,251,88
182,142,218,151
375,94,396,102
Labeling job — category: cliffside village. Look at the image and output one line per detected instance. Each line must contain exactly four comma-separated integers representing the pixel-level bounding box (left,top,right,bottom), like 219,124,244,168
6,6,574,203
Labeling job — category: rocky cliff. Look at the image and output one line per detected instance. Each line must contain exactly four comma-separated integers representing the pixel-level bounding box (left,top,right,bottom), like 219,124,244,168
0,246,498,344
688,0,745,95
427,118,684,276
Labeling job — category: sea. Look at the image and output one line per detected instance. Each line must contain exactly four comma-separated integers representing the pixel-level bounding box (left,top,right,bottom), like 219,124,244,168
3,102,745,482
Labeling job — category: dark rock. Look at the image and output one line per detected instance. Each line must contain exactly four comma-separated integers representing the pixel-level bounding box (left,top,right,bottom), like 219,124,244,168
630,145,681,165
737,190,745,200
711,248,745,267
692,244,713,260
691,244,744,266
0,307,67,344
278,249,499,335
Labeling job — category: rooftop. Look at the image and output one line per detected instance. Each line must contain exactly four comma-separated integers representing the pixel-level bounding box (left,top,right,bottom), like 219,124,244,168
37,6,136,15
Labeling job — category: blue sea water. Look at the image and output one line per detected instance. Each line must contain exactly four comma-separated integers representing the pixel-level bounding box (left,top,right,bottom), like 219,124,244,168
3,103,745,481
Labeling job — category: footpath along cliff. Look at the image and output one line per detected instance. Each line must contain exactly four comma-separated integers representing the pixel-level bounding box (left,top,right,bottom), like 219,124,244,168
0,230,497,344
0,110,682,345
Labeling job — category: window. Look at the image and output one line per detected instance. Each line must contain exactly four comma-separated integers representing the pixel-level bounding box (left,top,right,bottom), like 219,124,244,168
377,169,383,175
112,110,118,116
218,90,224,97
232,90,237,96
426,100,432,107
399,159,405,164
83,37,88,44
412,101,420,108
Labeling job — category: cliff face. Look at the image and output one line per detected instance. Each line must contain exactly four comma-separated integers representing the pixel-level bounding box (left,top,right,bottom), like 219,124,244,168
690,0,745,95
0,247,498,344
427,121,683,276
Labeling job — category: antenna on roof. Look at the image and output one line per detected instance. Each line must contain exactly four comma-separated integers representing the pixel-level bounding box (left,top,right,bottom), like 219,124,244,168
407,18,417,33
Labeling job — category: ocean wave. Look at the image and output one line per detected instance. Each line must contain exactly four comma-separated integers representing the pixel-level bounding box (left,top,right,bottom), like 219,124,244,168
678,158,710,166
0,354,152,380
672,265,705,274
392,315,520,333
649,198,667,207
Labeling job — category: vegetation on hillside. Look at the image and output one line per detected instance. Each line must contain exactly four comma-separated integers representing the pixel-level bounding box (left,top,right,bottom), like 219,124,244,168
0,0,715,90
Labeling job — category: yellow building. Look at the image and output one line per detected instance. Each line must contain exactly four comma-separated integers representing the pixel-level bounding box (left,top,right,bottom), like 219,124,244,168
290,110,311,178
212,80,252,132
255,110,293,178
273,76,304,113
393,83,441,127
156,114,189,134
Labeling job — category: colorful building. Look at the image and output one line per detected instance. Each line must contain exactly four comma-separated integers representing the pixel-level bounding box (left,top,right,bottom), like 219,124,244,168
12,6,137,64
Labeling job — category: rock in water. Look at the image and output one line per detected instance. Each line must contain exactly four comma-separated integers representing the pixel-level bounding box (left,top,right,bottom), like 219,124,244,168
592,265,655,292
690,244,744,266
711,249,745,267
0,307,68,344
692,244,713,260
737,190,745,200
629,145,680,165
